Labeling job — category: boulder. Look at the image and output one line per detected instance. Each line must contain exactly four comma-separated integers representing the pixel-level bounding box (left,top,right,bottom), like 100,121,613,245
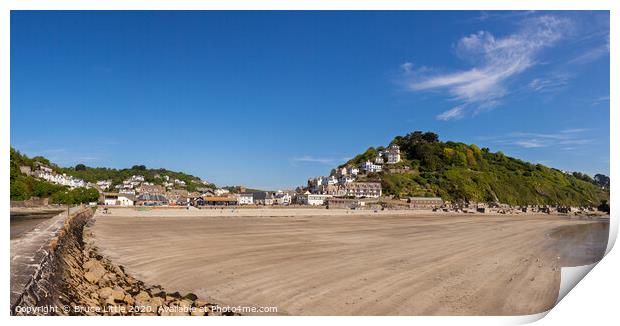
135,291,151,303
123,294,134,306
111,287,126,301
98,287,114,299
84,262,107,284
105,296,116,306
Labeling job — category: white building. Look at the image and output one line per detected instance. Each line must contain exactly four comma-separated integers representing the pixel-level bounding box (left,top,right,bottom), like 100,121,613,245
274,191,292,205
307,194,332,206
347,167,359,175
32,169,87,189
338,175,356,184
362,160,382,173
374,153,385,165
308,176,325,193
103,193,135,206
214,188,230,196
299,193,332,206
325,175,339,186
341,182,382,198
236,193,254,205
336,167,348,176
386,144,401,164
96,180,112,190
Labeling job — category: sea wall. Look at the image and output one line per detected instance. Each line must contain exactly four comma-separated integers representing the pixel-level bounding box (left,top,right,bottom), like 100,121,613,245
10,206,91,314
10,197,51,208
11,206,235,316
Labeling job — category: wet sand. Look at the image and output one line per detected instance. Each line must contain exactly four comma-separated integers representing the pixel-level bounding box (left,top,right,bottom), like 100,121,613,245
90,208,608,315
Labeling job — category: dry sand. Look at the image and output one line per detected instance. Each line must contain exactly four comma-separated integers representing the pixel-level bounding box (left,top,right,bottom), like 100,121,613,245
90,207,608,316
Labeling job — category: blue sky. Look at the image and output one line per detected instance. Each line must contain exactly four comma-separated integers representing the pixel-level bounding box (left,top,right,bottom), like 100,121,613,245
11,11,610,189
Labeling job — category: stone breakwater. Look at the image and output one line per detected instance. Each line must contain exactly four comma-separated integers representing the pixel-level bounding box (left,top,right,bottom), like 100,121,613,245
11,207,237,316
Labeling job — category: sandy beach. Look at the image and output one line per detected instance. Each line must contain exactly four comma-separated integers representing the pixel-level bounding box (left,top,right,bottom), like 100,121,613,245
90,208,608,316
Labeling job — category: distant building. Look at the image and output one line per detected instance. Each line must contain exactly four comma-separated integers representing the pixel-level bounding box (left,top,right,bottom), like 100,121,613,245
201,197,238,206
327,198,375,209
325,176,339,186
214,188,230,196
96,180,112,191
274,191,292,205
347,167,360,176
361,161,382,173
341,182,382,198
137,193,168,206
307,176,325,193
119,189,136,195
338,175,356,184
297,192,332,206
386,144,401,164
253,192,274,205
408,197,443,209
103,193,135,206
236,193,254,205
138,184,165,194
304,194,332,206
374,153,385,165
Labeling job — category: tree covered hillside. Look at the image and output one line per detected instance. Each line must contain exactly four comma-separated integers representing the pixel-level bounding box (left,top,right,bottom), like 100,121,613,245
343,131,609,206
10,147,99,203
59,165,215,192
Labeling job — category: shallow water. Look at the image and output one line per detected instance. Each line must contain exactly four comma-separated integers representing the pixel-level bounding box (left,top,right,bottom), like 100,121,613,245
10,210,63,239
548,219,609,266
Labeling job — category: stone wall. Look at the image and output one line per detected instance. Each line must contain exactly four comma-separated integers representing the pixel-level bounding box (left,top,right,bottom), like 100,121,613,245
10,197,50,208
11,206,91,314
11,207,236,316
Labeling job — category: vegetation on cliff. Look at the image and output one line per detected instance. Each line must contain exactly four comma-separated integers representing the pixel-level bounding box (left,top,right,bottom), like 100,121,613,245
60,164,215,192
343,131,609,206
10,147,213,201
10,148,100,203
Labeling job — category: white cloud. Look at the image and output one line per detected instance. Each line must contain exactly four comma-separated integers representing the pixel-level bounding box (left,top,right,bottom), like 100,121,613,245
489,129,591,149
291,156,347,165
403,15,570,120
437,106,465,121
513,140,547,148
568,38,609,64
400,62,413,74
528,73,570,93
591,95,610,106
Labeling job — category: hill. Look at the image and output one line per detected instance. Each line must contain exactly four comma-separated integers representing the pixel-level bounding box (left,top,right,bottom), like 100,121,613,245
10,147,99,203
340,131,609,206
58,165,215,193
10,147,216,201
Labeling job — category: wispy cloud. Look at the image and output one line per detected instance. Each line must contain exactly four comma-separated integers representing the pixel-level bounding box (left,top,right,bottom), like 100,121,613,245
528,73,570,93
436,106,465,121
487,128,592,149
402,15,570,120
291,156,348,165
591,95,610,106
568,38,609,65
513,140,547,148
